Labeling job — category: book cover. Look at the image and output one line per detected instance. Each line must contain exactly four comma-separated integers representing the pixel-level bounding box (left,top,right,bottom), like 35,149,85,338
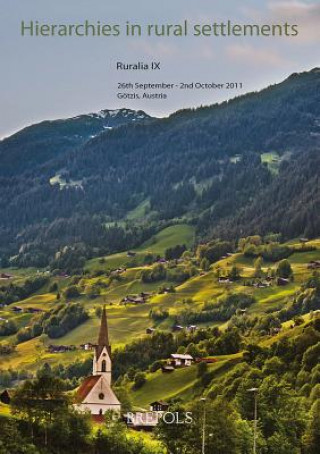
0,1,319,453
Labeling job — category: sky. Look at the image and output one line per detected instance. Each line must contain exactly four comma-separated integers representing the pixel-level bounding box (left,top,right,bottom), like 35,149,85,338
0,0,319,138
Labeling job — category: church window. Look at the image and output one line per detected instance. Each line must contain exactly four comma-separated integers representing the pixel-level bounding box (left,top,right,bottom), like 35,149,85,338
99,393,104,400
99,409,103,415
101,359,106,372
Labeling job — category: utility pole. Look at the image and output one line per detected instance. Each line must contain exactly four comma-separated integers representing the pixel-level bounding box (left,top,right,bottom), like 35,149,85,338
200,397,206,454
248,388,259,454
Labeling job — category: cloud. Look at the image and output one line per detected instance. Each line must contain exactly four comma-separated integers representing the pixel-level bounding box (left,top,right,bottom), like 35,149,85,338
263,1,319,43
226,44,288,67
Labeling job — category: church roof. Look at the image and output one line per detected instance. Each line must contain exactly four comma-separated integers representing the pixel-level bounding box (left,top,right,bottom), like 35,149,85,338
96,306,111,357
76,375,121,406
76,375,101,402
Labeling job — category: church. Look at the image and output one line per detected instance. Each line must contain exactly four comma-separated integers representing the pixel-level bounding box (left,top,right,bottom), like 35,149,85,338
75,306,121,416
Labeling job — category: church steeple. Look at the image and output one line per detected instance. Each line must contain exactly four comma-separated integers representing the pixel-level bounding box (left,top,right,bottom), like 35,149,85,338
93,306,112,383
98,306,110,348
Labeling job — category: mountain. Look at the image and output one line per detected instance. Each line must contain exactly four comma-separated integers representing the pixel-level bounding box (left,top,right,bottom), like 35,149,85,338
0,108,152,176
0,68,319,267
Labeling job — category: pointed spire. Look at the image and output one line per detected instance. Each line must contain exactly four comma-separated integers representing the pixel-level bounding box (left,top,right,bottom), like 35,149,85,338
96,305,111,358
98,305,109,347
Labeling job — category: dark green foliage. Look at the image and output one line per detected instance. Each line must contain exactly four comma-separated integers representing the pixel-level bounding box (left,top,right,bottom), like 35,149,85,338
0,343,16,355
0,417,40,454
276,259,293,278
0,319,17,336
1,70,319,266
179,293,256,324
165,244,186,260
113,331,177,379
141,263,167,283
0,276,48,306
63,285,81,299
132,371,146,390
197,241,233,264
43,303,88,338
157,400,245,454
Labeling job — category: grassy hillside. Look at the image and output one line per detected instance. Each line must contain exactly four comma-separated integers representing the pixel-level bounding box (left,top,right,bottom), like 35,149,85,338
86,224,195,271
1,227,320,411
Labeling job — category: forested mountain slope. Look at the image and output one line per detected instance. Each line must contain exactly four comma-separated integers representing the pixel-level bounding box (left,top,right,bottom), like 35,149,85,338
0,68,319,267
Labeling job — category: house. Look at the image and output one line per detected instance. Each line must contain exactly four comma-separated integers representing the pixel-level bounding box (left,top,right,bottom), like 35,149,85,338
308,261,320,270
170,353,194,367
0,390,11,405
80,343,95,351
172,325,184,332
238,309,247,315
253,281,271,288
11,306,23,313
146,328,155,335
187,325,197,332
150,400,169,412
161,365,175,373
0,273,13,280
127,251,136,257
122,294,147,305
159,287,173,295
277,277,290,286
218,277,232,284
48,344,76,353
75,306,121,416
26,307,43,313
270,327,282,335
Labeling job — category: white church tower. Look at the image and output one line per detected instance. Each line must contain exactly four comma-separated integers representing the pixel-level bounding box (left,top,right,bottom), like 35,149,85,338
75,306,121,417
92,306,112,384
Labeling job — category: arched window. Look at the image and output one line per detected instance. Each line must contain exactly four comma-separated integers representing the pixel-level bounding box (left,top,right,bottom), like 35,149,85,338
101,359,106,372
99,409,103,416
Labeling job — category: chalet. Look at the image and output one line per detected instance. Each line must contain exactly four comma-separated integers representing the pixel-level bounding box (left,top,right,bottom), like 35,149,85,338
26,307,43,313
238,308,247,315
0,273,13,279
308,261,320,270
159,287,173,295
277,277,290,286
12,306,23,313
170,353,194,367
80,343,95,351
253,281,271,288
140,292,151,298
150,400,169,412
270,327,282,335
187,325,197,332
146,328,155,335
0,390,11,405
161,365,175,373
48,344,76,353
122,294,147,305
127,251,136,257
218,277,232,284
172,324,184,332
